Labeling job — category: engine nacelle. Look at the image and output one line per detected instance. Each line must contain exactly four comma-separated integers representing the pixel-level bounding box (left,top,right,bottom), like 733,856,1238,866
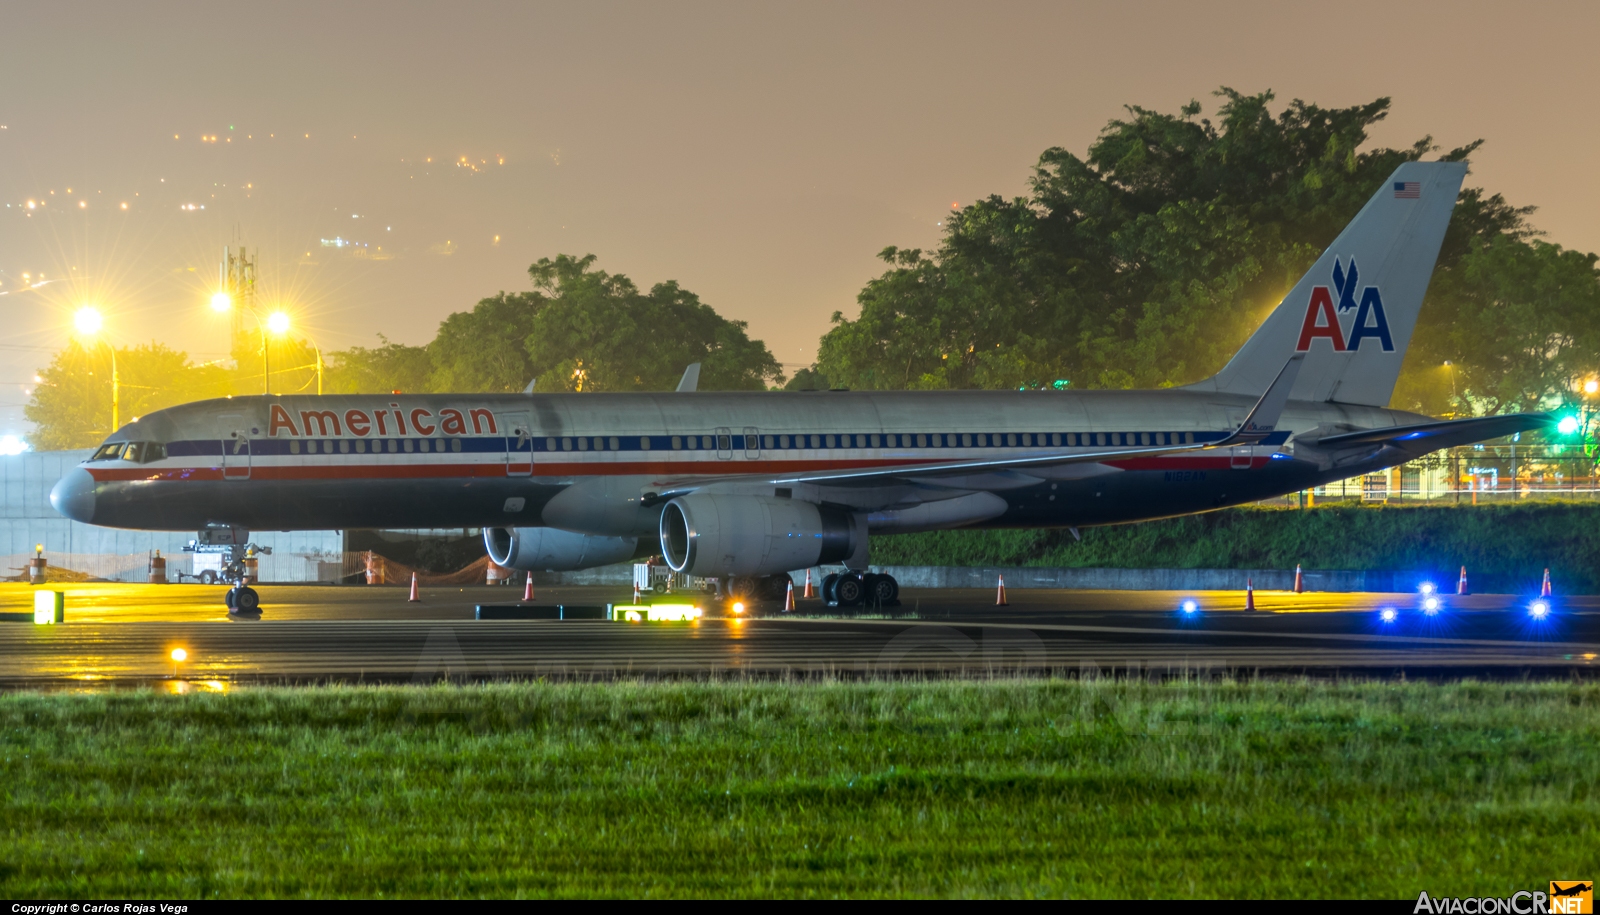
659,494,855,577
484,526,641,572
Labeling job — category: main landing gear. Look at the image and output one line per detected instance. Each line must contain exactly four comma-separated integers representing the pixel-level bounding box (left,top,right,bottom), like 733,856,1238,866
822,572,900,610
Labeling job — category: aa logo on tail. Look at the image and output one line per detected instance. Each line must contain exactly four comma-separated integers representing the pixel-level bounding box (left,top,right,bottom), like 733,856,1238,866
1294,258,1395,353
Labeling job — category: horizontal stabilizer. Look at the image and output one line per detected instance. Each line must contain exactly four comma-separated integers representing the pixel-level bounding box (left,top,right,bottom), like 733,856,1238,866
1313,413,1554,449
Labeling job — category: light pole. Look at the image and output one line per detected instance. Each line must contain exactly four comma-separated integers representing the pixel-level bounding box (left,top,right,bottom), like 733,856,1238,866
212,291,274,394
74,307,119,432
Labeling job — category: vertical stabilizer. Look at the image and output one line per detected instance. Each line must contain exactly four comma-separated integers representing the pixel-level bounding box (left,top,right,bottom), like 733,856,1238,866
1186,161,1466,406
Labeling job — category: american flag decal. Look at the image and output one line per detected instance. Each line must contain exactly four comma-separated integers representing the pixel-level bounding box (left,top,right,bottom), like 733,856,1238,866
1394,181,1421,199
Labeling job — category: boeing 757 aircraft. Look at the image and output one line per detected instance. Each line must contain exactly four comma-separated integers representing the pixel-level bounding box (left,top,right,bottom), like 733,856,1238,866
51,161,1552,612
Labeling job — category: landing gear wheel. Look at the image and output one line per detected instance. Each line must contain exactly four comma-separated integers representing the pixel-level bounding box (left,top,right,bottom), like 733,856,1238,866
833,575,864,608
761,573,793,602
867,574,899,606
234,587,260,612
821,573,840,604
727,576,758,601
224,588,237,610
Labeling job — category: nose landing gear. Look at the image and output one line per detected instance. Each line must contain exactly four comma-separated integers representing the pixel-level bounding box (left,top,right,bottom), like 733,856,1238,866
186,525,270,618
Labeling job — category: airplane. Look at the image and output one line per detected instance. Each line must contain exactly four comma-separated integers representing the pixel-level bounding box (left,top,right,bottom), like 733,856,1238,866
51,160,1553,613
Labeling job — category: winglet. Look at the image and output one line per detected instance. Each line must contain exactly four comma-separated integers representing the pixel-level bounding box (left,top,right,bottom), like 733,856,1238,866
1218,354,1305,446
522,378,537,394
675,363,702,393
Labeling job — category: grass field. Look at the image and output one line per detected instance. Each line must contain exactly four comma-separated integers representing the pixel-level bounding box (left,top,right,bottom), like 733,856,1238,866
3,678,1597,898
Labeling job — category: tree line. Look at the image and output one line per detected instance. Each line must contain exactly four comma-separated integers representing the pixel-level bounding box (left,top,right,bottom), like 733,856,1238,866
26,88,1600,451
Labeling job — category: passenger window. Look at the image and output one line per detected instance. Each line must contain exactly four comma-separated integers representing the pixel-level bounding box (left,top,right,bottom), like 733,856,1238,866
699,435,710,449
546,437,556,451
610,436,620,451
639,436,651,450
1021,433,1032,447
451,439,461,453
870,434,881,448
763,435,774,449
290,440,301,455
403,439,414,453
340,440,351,454
670,436,681,450
387,440,398,453
809,435,820,449
1050,433,1061,447
1141,432,1150,446
911,434,922,448
824,434,836,448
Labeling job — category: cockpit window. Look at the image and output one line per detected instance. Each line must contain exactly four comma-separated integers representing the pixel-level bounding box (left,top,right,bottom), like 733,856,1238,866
88,441,166,463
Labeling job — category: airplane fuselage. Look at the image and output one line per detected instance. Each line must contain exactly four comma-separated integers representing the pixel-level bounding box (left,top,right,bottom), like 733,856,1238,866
56,389,1425,535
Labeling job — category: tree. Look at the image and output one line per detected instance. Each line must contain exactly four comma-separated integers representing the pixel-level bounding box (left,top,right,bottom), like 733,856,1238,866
815,88,1592,415
524,254,782,392
26,342,231,450
427,291,545,393
324,335,434,394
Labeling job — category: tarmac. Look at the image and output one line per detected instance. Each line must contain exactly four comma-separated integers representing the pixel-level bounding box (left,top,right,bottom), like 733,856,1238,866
0,582,1596,687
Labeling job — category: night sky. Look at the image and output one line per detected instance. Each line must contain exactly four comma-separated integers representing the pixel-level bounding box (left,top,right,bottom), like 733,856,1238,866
2,0,1596,442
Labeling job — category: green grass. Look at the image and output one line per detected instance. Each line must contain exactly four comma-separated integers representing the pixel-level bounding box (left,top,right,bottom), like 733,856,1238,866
3,679,1598,898
873,501,1600,591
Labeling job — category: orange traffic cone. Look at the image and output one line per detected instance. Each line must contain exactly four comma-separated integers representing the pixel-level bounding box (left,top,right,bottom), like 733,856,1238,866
785,579,796,611
523,572,534,602
996,574,1009,606
408,572,420,603
1457,566,1468,596
1541,568,1552,597
803,568,815,598
1292,564,1304,594
633,582,642,605
1245,577,1256,611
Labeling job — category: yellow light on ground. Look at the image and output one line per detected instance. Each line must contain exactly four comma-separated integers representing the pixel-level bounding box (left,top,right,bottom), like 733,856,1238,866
210,291,231,312
74,307,103,335
731,601,745,615
267,311,291,334
171,648,187,662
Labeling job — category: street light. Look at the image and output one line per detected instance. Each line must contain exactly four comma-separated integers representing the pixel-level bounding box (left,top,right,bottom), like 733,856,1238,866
210,291,231,313
73,306,119,432
264,311,322,394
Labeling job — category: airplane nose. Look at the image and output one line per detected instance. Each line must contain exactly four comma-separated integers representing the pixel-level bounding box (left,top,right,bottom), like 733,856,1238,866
50,468,96,523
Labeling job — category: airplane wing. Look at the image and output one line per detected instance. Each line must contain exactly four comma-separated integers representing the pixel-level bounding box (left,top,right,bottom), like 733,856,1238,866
1310,412,1555,450
651,355,1306,492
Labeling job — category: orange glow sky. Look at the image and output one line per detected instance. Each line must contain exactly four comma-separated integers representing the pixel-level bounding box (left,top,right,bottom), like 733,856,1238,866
1,0,1596,437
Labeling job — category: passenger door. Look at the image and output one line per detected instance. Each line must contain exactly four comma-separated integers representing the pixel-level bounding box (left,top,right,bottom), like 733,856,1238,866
743,426,760,460
219,414,251,480
498,411,532,476
715,426,733,460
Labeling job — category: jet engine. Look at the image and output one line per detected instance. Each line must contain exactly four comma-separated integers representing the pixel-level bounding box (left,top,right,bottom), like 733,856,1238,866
483,526,642,572
659,494,855,577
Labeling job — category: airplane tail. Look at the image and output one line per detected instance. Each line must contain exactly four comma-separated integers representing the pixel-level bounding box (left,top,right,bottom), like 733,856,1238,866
1186,160,1467,406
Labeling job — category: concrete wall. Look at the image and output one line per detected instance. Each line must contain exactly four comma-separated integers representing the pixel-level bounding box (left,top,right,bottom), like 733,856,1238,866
526,561,1487,594
1,450,344,583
